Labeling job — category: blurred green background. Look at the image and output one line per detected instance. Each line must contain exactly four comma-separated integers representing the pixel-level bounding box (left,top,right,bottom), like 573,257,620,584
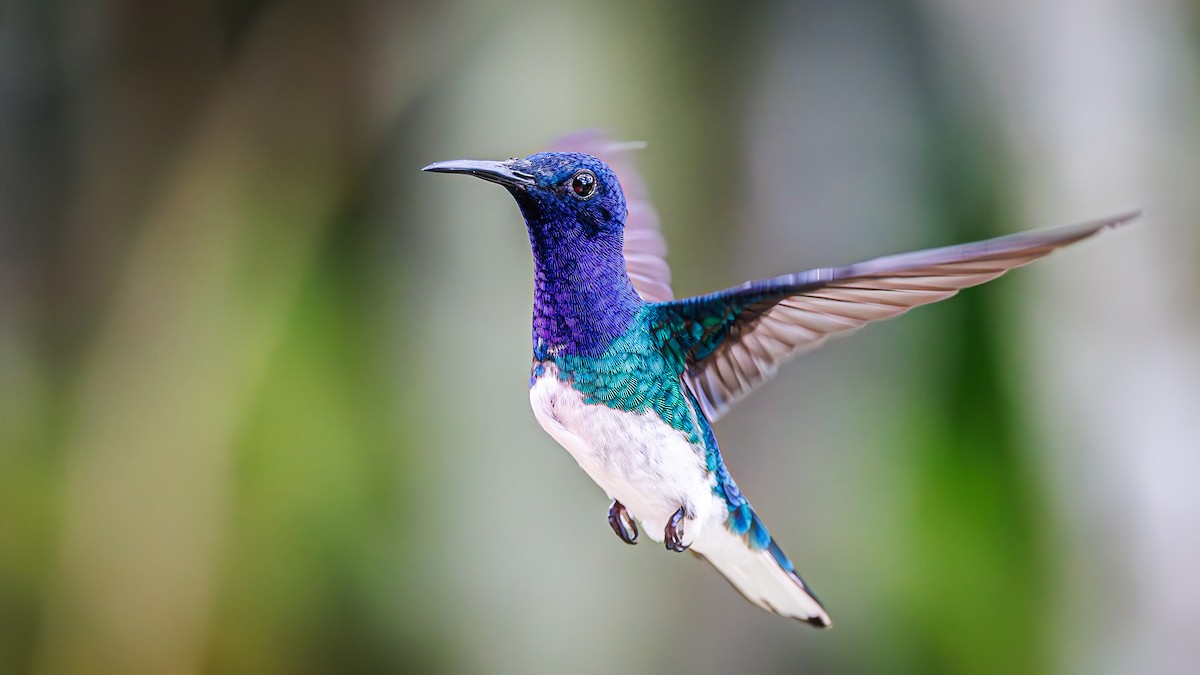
2,1,1198,674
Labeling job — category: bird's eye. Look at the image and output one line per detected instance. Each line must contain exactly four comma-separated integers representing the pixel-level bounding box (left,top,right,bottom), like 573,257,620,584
569,170,597,199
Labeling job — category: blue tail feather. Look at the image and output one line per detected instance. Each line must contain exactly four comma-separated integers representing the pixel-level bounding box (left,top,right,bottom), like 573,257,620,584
746,508,773,550
726,501,779,553
766,537,796,573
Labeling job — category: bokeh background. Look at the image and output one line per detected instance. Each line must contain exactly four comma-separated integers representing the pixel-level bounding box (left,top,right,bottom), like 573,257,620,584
3,1,1198,674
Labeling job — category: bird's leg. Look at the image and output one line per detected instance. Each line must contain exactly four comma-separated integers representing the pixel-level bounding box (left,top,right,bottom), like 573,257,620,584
664,506,689,552
607,499,638,545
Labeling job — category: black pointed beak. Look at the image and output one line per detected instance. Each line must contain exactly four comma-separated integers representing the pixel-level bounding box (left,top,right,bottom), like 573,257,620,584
421,159,536,189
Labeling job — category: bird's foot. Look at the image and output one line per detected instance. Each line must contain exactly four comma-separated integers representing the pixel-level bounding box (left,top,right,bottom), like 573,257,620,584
607,500,638,545
664,506,689,552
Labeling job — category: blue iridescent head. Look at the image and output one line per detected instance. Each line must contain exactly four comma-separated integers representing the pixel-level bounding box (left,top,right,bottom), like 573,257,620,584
422,151,627,246
423,151,642,357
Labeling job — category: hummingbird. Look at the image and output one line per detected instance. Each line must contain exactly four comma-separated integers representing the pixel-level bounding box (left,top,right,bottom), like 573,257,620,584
423,131,1138,627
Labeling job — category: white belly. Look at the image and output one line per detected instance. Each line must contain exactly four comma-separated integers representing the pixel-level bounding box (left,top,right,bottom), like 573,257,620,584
529,367,720,544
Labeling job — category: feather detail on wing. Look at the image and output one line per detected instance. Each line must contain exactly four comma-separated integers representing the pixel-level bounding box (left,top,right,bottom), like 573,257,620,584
549,130,674,302
671,211,1140,421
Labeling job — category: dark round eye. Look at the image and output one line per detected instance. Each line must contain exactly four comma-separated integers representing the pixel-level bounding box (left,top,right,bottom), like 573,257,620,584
569,170,597,199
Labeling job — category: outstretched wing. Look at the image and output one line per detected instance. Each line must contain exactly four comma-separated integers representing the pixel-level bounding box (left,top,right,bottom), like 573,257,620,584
658,211,1140,421
549,130,674,302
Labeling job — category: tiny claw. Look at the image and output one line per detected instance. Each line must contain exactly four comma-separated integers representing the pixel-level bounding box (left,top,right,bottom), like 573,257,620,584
607,500,638,545
664,506,689,553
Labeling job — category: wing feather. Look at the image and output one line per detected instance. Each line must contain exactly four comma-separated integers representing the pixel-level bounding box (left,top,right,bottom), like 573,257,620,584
673,211,1140,421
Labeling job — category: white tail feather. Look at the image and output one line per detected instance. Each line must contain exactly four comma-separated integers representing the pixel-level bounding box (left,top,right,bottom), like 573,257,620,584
693,527,831,627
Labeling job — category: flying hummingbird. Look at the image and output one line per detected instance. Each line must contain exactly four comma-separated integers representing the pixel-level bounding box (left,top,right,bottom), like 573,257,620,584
423,131,1138,627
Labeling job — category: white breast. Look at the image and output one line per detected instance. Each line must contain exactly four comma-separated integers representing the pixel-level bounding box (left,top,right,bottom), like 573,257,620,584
529,366,721,543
